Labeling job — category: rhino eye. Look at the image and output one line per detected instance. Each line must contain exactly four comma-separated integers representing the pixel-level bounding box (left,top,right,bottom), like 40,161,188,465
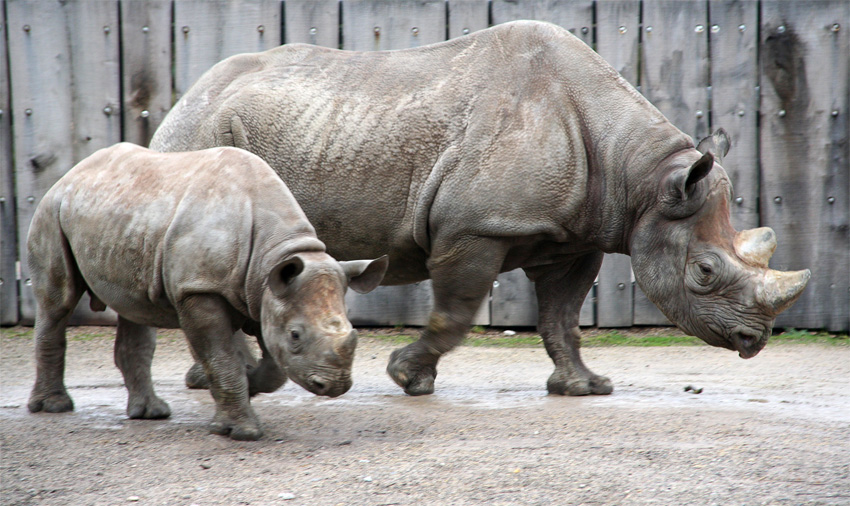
699,264,713,276
290,330,300,342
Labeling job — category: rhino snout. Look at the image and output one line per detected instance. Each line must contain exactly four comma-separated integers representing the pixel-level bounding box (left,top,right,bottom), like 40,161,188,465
305,373,351,398
730,325,768,359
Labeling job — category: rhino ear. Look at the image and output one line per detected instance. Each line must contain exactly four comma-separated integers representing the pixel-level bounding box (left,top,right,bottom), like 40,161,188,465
697,128,731,161
267,256,305,297
676,151,714,201
340,255,389,294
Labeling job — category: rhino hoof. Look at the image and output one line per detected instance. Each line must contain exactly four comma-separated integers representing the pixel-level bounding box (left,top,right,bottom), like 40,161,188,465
387,347,437,396
28,392,74,413
185,362,209,390
547,373,613,396
127,396,171,419
209,420,264,441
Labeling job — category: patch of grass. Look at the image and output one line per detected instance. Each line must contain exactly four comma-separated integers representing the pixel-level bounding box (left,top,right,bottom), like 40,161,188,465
771,328,849,346
582,331,703,347
464,335,543,348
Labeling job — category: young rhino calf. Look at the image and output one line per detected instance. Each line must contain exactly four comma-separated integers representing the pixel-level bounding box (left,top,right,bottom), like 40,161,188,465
27,143,388,440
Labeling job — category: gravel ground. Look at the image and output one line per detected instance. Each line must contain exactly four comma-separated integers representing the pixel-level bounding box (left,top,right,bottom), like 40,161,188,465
1,327,849,506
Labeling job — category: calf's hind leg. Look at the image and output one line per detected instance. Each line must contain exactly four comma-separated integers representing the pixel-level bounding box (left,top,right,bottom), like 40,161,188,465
114,317,171,419
28,304,79,413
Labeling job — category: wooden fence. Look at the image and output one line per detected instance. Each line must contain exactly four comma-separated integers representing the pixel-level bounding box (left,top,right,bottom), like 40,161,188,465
0,0,847,331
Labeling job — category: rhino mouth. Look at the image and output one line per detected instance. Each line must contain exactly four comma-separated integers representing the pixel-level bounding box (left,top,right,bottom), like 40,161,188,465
730,326,767,359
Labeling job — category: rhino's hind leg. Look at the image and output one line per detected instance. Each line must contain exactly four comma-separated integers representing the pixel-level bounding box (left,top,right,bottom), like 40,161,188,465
530,252,613,396
387,239,507,396
28,307,77,414
114,317,171,419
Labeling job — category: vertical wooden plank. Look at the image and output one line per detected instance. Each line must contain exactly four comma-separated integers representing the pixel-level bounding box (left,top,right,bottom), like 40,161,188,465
121,0,172,147
635,0,709,326
490,0,594,47
447,0,489,40
345,282,434,327
594,0,640,327
709,0,759,231
641,0,710,140
174,0,282,100
0,0,18,325
284,0,340,47
8,0,121,324
488,1,595,327
760,1,849,331
341,0,446,51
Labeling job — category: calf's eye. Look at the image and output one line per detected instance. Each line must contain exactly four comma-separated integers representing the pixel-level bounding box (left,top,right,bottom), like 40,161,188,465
291,330,300,341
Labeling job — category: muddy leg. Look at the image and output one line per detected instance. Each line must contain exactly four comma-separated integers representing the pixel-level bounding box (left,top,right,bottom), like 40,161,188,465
178,295,261,441
387,239,507,396
114,317,171,419
529,252,613,396
28,305,78,413
247,333,287,397
184,330,257,390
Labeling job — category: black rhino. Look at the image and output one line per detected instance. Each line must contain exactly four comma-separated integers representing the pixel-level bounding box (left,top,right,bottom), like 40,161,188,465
150,21,810,397
27,143,388,440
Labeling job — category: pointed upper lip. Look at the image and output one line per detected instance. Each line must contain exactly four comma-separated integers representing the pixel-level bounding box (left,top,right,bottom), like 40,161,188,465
731,327,766,359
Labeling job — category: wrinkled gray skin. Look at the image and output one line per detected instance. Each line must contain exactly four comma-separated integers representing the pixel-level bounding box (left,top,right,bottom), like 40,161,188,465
26,143,388,440
151,21,810,397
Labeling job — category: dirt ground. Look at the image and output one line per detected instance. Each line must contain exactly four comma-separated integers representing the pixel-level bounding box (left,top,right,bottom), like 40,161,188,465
1,327,848,506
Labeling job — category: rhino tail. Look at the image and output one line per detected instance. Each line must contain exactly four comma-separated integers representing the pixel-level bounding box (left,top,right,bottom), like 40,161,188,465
215,112,250,150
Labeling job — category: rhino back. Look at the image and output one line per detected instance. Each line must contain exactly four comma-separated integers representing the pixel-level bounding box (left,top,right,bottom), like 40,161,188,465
153,21,691,271
53,144,317,325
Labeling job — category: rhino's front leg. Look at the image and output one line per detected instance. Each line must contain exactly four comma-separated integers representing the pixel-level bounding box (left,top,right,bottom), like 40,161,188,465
529,252,613,396
178,295,262,440
114,317,171,419
184,330,260,391
387,239,507,396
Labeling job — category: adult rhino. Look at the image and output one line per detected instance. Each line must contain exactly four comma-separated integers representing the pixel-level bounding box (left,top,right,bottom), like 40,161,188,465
151,20,810,397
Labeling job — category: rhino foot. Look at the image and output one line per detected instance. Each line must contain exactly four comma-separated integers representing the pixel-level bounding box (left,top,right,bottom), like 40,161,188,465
28,391,74,413
209,413,263,441
185,362,209,390
387,346,438,396
127,395,171,419
547,371,613,396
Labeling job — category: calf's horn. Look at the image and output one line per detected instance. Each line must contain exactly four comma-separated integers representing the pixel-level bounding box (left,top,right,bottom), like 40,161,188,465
757,268,811,316
735,227,777,268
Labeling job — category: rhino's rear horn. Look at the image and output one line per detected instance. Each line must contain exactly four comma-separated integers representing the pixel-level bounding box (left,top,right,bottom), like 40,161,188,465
735,227,777,267
758,269,811,317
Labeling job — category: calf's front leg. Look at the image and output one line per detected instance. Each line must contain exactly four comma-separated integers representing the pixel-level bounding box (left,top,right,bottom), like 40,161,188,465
178,295,262,440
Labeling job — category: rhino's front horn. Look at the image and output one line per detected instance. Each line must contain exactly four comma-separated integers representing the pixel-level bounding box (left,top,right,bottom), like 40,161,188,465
735,227,777,267
758,268,811,316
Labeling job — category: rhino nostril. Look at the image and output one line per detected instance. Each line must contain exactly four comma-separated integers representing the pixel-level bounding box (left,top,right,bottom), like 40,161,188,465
307,375,329,394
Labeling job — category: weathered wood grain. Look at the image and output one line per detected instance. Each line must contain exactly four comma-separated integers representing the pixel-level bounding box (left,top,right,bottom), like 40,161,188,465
594,1,640,327
121,0,172,147
174,0,281,100
284,0,340,47
0,1,18,325
490,0,593,46
342,0,446,51
447,0,490,39
709,0,759,230
7,0,121,324
760,0,849,331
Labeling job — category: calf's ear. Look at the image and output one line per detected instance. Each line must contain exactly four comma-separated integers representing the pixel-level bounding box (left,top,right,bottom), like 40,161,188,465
268,256,305,297
340,255,389,294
